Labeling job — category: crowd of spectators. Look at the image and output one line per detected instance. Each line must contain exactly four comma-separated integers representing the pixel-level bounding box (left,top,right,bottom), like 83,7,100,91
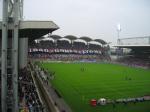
29,53,109,62
89,44,102,50
95,96,150,107
29,39,108,53
72,42,87,50
28,38,111,62
18,67,44,112
57,40,71,49
117,56,150,68
39,41,55,49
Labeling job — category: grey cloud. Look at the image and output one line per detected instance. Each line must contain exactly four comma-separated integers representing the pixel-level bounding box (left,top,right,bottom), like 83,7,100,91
0,0,150,44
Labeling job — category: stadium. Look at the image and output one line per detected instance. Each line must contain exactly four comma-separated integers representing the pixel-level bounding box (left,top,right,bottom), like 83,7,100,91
27,35,150,112
0,0,150,112
28,35,110,61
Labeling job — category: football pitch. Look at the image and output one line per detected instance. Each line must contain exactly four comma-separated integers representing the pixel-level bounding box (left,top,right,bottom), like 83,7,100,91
39,62,150,112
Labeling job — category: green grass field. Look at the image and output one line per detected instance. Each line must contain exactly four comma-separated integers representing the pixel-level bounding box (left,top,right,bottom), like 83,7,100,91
39,62,150,112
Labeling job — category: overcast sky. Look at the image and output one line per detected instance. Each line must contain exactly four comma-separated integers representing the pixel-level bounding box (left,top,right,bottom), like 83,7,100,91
0,0,150,44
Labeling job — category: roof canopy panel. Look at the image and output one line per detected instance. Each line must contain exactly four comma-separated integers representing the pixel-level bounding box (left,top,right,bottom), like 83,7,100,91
94,39,107,45
73,39,87,45
80,36,92,42
89,41,102,46
58,38,71,43
40,37,54,42
50,35,62,40
0,21,59,40
64,35,77,40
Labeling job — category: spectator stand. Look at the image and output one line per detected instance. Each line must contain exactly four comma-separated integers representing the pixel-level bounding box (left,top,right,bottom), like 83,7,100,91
31,62,72,112
18,65,44,112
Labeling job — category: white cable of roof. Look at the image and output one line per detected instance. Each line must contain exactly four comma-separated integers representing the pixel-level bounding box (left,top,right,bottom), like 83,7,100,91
73,39,87,45
59,38,71,43
40,38,54,42
34,39,39,43
89,41,102,46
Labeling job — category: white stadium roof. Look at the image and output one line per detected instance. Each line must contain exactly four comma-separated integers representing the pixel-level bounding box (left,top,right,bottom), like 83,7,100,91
114,45,150,47
59,38,71,43
73,39,87,45
89,41,102,46
40,37,54,42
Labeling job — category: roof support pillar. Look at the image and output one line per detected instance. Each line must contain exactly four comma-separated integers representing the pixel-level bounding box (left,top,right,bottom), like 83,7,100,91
1,0,8,111
19,38,28,69
12,0,19,112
